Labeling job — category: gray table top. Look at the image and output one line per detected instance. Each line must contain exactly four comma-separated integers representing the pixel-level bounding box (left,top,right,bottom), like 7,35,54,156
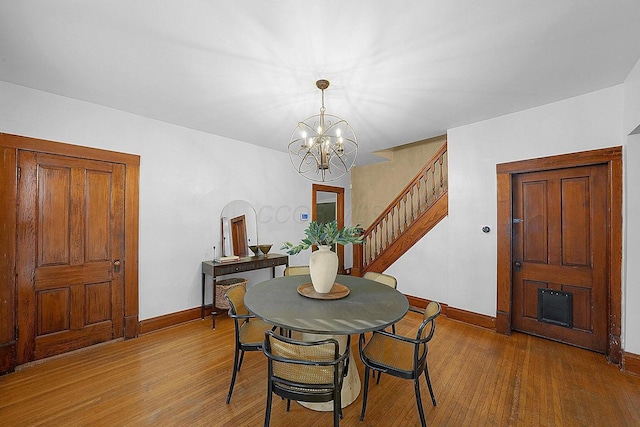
244,274,409,335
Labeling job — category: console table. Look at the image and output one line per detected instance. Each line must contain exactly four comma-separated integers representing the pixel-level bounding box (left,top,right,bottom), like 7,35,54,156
201,253,288,328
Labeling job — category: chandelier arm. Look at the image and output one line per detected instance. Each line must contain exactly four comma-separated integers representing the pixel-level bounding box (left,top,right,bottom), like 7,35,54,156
327,147,350,171
299,148,322,169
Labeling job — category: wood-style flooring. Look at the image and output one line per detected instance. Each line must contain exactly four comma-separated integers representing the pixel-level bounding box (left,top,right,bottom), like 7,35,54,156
1,311,639,426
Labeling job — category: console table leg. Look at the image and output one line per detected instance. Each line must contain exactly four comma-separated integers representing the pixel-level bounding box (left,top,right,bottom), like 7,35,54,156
201,273,205,319
212,278,217,329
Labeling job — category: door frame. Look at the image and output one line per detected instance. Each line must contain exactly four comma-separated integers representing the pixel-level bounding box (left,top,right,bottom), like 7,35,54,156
312,184,345,271
0,133,140,374
495,146,622,364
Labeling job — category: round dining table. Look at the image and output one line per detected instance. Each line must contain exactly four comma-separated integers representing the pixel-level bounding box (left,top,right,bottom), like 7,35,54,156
245,273,409,410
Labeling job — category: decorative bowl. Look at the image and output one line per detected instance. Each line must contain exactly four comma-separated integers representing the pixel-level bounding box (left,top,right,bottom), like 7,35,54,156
259,244,272,255
249,245,259,256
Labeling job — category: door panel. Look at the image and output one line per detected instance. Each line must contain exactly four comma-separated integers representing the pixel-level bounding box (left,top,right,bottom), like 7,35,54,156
562,177,591,266
522,180,547,263
86,170,112,261
512,165,608,352
38,165,71,265
17,151,125,362
37,288,70,335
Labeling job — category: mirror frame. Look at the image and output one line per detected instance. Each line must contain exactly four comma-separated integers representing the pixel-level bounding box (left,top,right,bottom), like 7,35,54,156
312,184,345,272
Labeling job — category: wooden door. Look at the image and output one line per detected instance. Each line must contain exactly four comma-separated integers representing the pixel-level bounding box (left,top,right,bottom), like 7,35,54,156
312,184,345,272
511,164,608,352
230,215,247,256
16,151,125,362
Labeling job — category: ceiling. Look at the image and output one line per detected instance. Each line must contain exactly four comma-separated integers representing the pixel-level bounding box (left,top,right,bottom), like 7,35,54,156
1,1,640,165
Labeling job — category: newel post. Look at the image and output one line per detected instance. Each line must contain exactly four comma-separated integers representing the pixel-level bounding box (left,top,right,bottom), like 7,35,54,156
352,242,363,277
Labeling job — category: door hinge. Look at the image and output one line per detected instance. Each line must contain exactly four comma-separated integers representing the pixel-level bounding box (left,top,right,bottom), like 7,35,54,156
512,218,523,224
17,166,21,180
15,326,18,340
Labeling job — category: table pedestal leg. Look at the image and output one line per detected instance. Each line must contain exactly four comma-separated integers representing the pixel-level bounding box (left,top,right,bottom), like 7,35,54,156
298,333,360,411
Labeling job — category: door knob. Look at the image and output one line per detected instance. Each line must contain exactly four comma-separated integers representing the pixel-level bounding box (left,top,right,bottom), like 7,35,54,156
514,260,522,271
113,259,121,272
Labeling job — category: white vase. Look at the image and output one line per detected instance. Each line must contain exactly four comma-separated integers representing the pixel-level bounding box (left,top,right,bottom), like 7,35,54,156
309,245,338,293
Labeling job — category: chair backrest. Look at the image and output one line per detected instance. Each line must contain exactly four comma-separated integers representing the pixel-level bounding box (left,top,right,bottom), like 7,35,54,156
363,272,397,289
263,331,349,393
418,301,441,342
284,266,310,276
224,285,249,316
410,301,441,370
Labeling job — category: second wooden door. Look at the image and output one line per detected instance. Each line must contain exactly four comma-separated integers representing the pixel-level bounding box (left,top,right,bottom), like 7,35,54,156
16,151,125,363
511,164,608,352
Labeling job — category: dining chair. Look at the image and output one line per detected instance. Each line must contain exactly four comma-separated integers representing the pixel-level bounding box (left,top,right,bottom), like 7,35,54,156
224,285,275,404
363,272,398,333
363,271,397,289
263,330,350,427
284,265,310,276
358,301,442,427
281,265,310,337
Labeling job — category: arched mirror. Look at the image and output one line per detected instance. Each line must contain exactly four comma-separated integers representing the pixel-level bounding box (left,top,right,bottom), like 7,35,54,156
220,200,258,257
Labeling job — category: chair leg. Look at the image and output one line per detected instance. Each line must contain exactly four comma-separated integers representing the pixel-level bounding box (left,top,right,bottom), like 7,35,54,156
286,399,291,412
414,377,427,427
264,388,273,427
376,370,382,385
333,392,341,427
226,347,241,404
237,349,245,371
424,366,437,406
278,327,291,337
360,366,371,421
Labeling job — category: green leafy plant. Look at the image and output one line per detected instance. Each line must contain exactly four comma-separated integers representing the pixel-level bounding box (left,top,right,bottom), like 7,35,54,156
281,220,364,255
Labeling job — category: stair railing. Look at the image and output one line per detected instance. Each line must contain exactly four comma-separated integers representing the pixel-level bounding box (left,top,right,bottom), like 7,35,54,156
354,143,448,273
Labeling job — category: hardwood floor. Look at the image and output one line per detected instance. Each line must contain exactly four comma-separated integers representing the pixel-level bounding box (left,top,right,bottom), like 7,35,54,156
1,312,639,426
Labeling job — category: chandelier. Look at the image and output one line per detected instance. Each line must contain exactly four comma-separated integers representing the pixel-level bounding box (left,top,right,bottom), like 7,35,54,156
288,79,358,182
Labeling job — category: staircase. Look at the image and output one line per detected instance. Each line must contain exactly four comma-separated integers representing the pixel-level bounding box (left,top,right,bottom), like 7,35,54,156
353,143,448,276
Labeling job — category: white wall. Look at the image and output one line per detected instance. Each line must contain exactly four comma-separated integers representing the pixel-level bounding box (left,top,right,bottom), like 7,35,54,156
625,137,640,353
389,85,640,354
624,57,640,136
386,217,449,303
623,58,640,353
0,81,331,320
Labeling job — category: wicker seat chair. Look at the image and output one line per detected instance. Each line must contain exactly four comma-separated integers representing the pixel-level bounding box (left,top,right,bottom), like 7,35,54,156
263,330,350,427
280,266,310,337
224,285,274,404
363,271,397,289
363,272,398,334
284,265,310,276
358,301,442,427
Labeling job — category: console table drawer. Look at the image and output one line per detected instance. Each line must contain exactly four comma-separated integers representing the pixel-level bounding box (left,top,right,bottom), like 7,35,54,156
215,263,250,275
